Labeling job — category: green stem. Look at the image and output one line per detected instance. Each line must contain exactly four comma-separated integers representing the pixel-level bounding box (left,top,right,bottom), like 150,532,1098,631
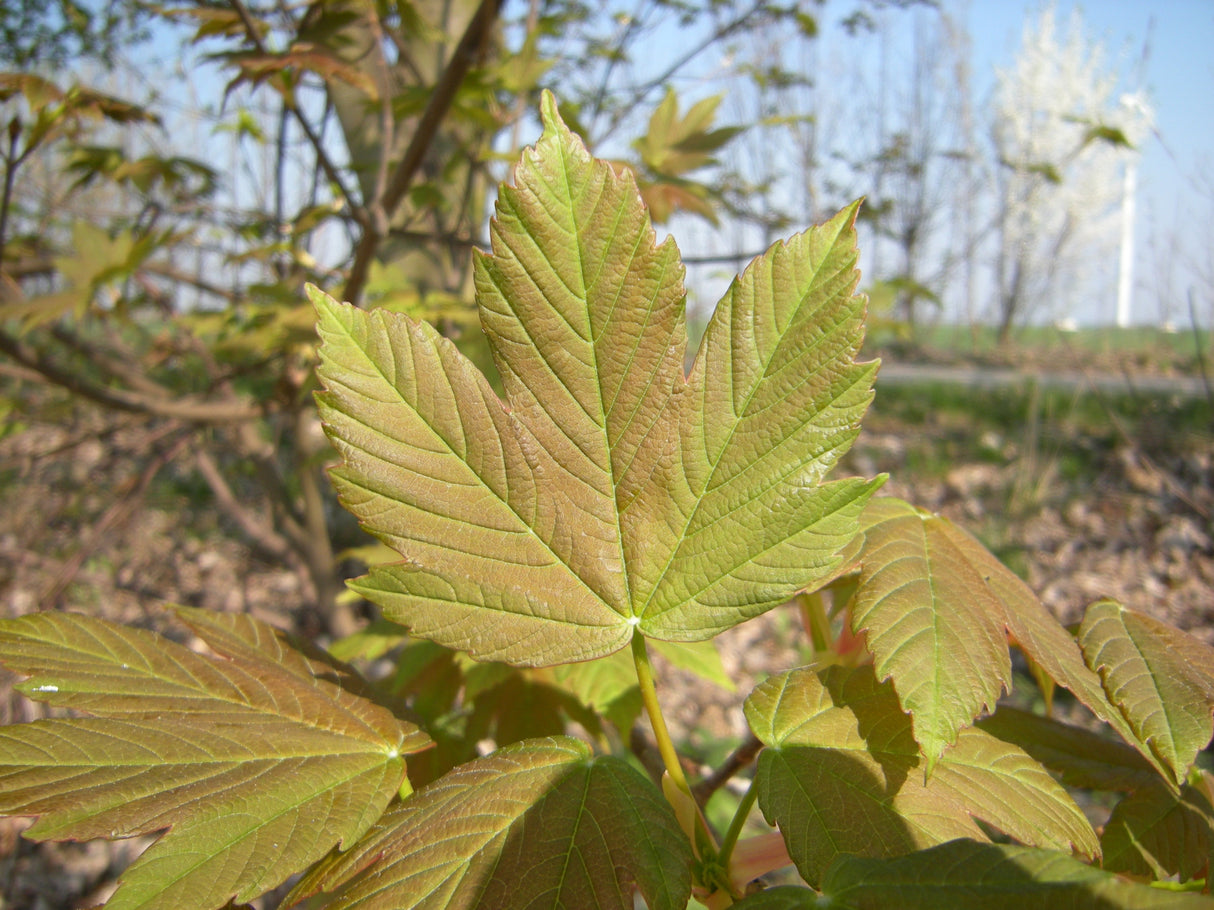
797,590,833,655
631,631,692,797
717,777,758,871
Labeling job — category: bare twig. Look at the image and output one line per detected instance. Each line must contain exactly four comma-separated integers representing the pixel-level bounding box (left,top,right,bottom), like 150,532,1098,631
343,0,503,304
140,260,242,302
50,325,166,399
0,328,266,424
0,118,22,263
693,733,763,807
230,0,363,217
193,446,307,573
595,1,769,146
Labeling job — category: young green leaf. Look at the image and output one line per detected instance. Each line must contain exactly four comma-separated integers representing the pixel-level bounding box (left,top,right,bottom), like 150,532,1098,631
848,498,1180,784
314,91,879,666
287,737,692,909
968,542,1177,784
744,665,1097,887
848,498,1013,767
1079,599,1214,786
0,609,429,910
1101,775,1214,882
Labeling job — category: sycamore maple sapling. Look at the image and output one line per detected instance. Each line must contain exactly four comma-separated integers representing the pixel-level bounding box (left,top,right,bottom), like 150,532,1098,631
0,91,1211,910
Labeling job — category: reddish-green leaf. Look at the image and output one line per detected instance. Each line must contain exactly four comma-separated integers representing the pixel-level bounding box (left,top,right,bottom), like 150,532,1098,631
973,549,1176,784
634,89,742,177
849,498,1013,766
1101,773,1214,882
633,201,880,642
0,609,429,910
287,737,692,909
1079,600,1214,786
849,498,1179,783
744,666,1097,887
315,92,878,666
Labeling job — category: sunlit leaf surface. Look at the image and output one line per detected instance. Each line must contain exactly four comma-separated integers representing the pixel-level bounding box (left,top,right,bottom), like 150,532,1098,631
849,498,1011,766
314,91,879,666
1079,599,1214,786
0,609,428,910
849,498,1181,783
288,737,692,909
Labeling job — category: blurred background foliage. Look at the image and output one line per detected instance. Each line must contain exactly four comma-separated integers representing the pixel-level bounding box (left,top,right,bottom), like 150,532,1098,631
0,0,1208,643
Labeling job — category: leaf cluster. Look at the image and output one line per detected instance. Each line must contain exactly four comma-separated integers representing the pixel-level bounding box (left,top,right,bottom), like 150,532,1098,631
1,93,1212,910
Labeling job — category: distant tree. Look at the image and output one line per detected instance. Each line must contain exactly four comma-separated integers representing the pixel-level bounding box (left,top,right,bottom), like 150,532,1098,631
0,0,815,637
0,0,148,69
686,2,971,335
990,3,1151,341
841,5,972,331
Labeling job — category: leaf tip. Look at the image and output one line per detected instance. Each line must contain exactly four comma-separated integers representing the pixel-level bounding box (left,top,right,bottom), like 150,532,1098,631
539,89,573,142
840,197,864,226
306,282,342,321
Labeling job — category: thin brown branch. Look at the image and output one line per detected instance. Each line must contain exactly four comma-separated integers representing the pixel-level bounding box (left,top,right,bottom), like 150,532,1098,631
193,446,305,571
0,254,55,280
0,328,265,423
0,120,21,262
230,0,363,218
343,0,503,304
365,4,396,240
379,0,501,217
692,733,763,807
596,1,768,146
140,260,242,303
50,325,166,399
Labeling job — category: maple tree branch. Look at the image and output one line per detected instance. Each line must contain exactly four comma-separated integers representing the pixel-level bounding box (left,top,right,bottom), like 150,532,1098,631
343,0,503,304
0,328,265,424
230,0,362,219
0,119,21,263
49,325,165,399
41,425,193,606
693,733,763,807
193,446,306,572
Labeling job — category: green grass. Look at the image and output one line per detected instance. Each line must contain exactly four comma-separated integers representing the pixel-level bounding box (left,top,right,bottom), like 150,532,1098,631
868,377,1211,446
884,322,1213,372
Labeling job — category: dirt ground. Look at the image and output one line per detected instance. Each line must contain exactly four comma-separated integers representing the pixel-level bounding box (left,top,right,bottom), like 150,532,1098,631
1,349,1211,908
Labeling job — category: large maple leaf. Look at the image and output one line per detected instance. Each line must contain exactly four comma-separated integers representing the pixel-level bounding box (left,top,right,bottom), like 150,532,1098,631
313,90,881,666
0,608,430,910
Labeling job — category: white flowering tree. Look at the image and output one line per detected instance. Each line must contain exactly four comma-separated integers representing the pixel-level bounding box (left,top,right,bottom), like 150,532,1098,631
991,4,1152,340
